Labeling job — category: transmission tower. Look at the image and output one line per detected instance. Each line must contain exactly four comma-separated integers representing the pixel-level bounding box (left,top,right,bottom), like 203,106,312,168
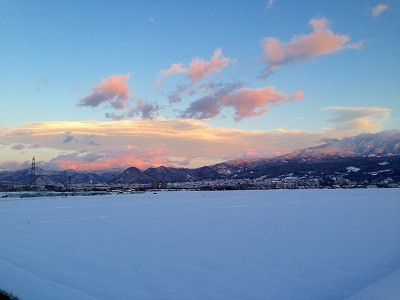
30,156,36,189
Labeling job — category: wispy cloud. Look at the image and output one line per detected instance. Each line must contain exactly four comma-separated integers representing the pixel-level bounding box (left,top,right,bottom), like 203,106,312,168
78,74,131,109
322,106,391,132
260,18,362,78
371,4,388,17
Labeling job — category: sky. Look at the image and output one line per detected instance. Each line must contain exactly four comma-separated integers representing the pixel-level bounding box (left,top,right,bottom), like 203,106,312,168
0,0,399,171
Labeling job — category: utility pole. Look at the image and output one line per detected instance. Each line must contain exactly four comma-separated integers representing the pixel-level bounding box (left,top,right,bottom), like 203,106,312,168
30,156,36,189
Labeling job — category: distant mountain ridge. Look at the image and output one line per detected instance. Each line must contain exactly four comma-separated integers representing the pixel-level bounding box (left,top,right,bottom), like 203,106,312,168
276,131,400,160
1,131,399,186
222,130,400,167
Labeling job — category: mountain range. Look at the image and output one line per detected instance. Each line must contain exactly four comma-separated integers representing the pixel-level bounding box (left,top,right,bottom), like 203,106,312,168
1,131,399,186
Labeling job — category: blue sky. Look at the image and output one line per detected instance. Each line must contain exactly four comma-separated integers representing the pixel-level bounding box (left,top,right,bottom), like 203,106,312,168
0,0,399,170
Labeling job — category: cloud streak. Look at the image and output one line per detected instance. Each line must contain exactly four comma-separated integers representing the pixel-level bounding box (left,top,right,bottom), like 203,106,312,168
322,106,391,132
260,18,362,78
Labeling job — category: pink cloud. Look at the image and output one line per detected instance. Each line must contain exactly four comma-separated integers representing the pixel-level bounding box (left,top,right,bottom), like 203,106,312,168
180,83,292,121
220,87,287,121
78,74,131,109
371,4,388,17
179,82,243,119
188,48,230,82
47,147,190,171
260,18,362,78
290,90,304,101
159,48,230,82
160,63,188,76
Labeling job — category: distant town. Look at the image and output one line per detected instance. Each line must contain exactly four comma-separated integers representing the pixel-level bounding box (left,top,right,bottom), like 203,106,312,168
2,132,399,197
1,162,398,199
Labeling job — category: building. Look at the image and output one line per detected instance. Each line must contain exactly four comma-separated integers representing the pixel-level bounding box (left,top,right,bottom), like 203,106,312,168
151,178,160,189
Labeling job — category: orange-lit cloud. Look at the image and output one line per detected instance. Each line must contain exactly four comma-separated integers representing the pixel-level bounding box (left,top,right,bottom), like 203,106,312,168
0,119,319,170
371,4,388,17
260,18,362,78
0,109,391,171
159,48,230,83
78,74,131,109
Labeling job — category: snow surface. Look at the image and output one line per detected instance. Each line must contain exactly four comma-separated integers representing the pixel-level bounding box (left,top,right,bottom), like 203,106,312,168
346,166,360,172
1,189,399,299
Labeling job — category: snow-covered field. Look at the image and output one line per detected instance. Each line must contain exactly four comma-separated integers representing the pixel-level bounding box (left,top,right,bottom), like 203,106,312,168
1,189,399,299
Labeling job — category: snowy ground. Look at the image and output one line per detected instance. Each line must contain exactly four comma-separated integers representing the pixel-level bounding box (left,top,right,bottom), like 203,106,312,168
0,189,399,299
